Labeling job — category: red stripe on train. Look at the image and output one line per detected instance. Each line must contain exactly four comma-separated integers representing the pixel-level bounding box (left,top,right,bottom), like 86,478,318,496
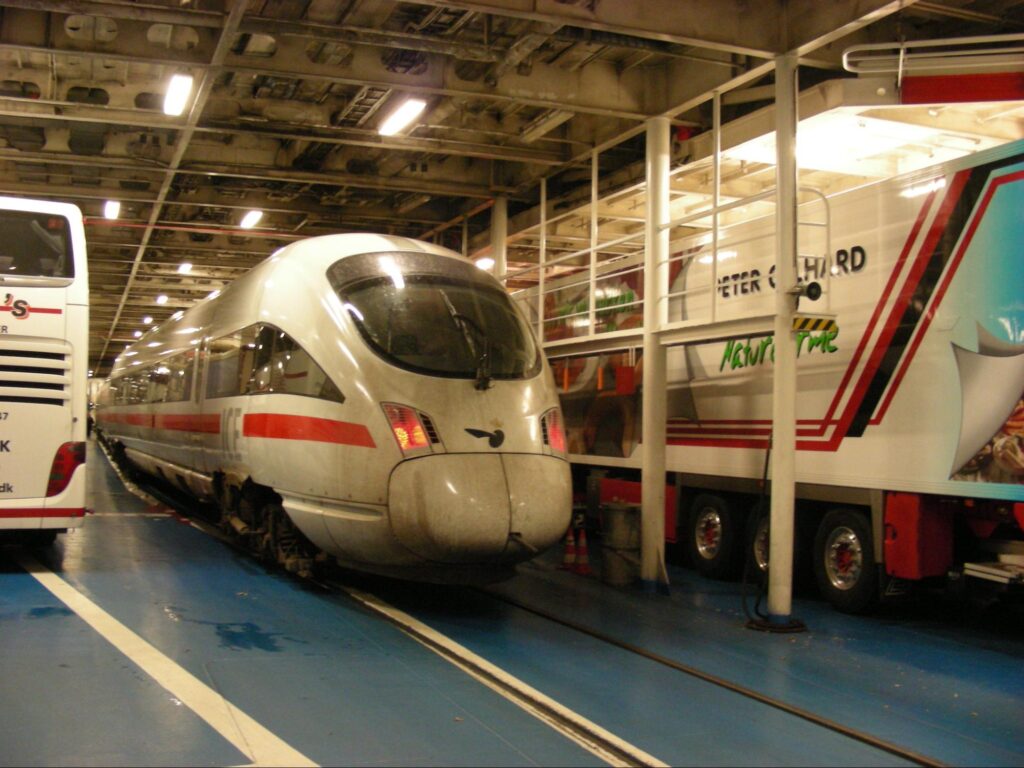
153,413,221,433
243,413,376,448
97,412,220,433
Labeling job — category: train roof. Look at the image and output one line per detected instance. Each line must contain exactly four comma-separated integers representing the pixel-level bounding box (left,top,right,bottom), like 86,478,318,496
107,233,468,378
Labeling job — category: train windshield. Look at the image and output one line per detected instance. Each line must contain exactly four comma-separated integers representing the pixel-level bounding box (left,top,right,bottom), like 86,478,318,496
328,251,541,382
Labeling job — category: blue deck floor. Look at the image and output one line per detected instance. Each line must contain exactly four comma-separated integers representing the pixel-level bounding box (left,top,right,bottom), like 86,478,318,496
1,444,1021,767
359,548,1024,767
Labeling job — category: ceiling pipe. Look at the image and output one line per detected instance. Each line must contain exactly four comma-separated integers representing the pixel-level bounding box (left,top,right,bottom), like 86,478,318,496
418,198,494,241
84,218,301,239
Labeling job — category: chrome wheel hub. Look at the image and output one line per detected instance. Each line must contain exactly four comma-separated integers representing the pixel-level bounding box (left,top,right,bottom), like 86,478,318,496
695,508,722,560
824,526,862,591
753,517,770,572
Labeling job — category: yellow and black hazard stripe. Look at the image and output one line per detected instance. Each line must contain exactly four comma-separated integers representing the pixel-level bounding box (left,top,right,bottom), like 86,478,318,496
792,316,837,333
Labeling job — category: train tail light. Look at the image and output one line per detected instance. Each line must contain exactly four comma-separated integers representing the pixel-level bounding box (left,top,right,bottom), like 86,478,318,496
541,408,566,455
383,403,431,453
47,441,86,497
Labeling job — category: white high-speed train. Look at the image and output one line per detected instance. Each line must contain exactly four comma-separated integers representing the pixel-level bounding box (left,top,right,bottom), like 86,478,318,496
95,233,571,582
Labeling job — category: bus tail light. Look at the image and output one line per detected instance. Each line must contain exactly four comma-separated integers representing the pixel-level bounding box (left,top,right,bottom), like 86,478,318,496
47,441,86,497
383,403,430,453
541,408,566,455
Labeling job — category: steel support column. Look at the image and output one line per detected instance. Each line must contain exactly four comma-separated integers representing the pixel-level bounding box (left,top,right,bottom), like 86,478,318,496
642,116,670,592
768,52,800,625
491,195,508,280
538,178,547,339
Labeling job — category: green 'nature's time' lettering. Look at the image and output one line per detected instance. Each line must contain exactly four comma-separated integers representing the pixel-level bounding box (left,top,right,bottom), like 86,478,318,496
720,328,839,371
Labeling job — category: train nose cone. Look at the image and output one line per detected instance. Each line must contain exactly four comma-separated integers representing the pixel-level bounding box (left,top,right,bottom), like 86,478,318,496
388,454,571,564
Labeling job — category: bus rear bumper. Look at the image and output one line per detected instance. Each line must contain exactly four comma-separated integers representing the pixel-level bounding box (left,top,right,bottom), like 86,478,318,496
0,508,86,530
0,467,87,530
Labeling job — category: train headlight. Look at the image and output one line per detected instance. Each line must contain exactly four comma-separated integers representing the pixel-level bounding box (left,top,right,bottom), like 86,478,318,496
541,407,567,456
383,403,432,454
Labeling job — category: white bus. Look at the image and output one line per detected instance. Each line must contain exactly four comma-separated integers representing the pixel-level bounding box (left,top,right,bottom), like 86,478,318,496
0,197,89,545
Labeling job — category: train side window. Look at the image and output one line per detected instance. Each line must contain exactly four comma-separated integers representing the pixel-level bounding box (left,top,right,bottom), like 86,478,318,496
134,374,147,405
246,325,276,394
120,373,145,405
96,382,113,407
268,330,344,403
205,332,244,398
165,350,195,403
149,364,170,403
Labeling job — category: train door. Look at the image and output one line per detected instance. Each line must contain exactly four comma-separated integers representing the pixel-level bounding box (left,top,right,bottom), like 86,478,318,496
196,328,252,479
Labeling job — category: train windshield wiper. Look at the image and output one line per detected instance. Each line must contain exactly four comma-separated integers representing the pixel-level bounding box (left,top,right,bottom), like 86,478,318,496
440,290,492,390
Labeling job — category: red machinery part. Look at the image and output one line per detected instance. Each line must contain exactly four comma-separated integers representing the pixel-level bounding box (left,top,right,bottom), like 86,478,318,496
883,492,954,580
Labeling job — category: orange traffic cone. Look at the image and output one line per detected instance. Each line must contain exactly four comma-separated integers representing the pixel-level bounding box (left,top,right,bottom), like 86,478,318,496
574,528,593,576
558,528,577,570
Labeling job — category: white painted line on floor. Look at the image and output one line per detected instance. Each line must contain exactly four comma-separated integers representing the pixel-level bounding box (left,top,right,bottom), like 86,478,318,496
17,553,317,768
341,585,670,768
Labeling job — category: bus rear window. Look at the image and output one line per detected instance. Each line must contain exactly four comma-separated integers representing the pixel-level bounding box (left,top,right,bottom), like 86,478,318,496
0,210,73,278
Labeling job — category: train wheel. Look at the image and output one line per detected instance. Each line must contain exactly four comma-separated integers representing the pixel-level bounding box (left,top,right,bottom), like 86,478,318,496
687,493,740,579
260,500,314,578
257,502,280,566
813,508,878,614
24,530,58,548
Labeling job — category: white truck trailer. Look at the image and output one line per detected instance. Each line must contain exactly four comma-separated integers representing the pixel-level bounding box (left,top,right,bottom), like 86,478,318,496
551,136,1024,612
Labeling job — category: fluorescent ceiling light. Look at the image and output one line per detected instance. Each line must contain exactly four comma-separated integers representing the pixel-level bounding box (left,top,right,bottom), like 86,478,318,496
156,294,168,305
133,330,142,338
142,315,153,324
177,262,192,274
379,98,427,136
475,257,495,271
240,210,263,229
103,200,120,219
163,73,193,116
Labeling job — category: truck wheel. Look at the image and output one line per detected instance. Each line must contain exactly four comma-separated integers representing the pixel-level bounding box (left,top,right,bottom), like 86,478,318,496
687,494,740,579
813,508,878,613
745,510,770,585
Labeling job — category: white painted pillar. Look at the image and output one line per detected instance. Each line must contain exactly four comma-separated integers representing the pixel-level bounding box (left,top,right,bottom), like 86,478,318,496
768,52,799,624
589,150,598,334
538,178,547,339
642,116,670,592
491,195,508,282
